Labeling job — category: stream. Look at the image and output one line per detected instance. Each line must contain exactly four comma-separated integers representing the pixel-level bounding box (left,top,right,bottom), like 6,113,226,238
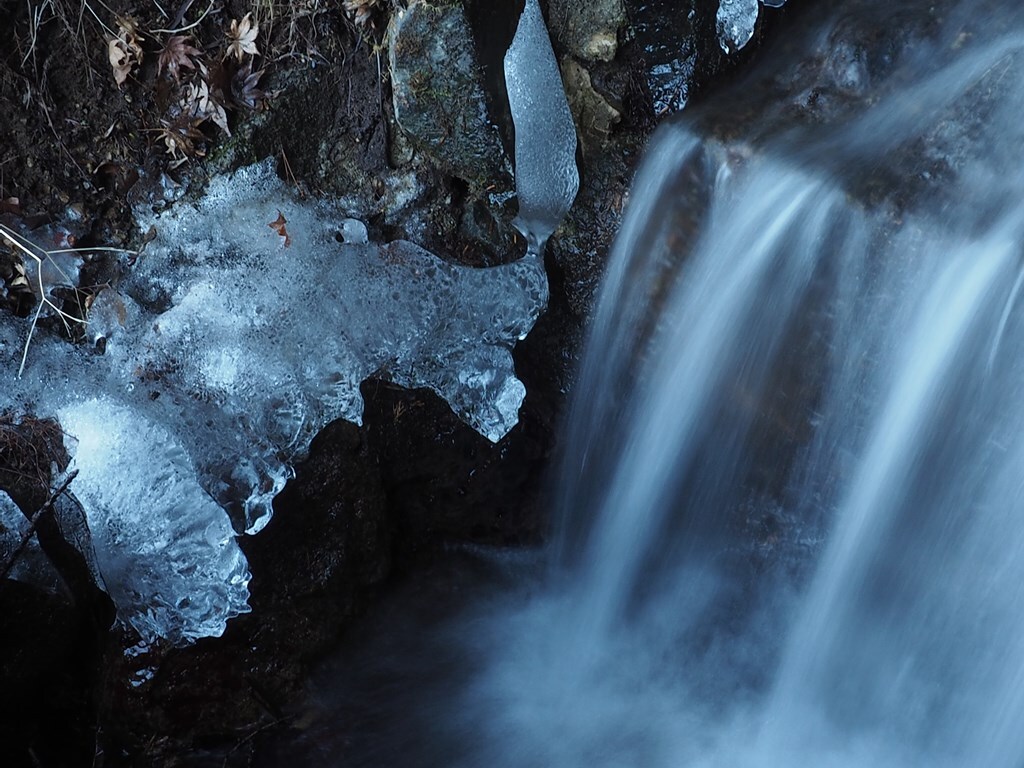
260,0,1024,765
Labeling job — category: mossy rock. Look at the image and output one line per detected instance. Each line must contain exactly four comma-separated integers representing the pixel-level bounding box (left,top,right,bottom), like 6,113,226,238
388,1,509,193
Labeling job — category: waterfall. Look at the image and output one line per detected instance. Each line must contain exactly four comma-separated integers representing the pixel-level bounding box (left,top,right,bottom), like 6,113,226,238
275,2,1024,766
483,0,1024,764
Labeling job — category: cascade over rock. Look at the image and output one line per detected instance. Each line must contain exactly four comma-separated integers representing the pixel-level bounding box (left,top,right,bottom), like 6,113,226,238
254,3,1024,767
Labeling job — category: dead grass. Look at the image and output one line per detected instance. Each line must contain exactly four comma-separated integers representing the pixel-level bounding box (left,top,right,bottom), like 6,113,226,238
0,412,69,492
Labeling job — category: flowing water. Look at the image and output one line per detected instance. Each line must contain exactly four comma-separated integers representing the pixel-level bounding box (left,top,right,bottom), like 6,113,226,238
261,1,1024,765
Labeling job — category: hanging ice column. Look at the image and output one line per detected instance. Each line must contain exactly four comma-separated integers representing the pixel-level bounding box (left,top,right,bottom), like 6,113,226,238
504,0,580,255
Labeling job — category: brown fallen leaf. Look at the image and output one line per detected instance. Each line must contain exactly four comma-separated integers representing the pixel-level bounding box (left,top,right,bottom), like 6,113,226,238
1,248,34,317
158,35,203,82
344,0,381,28
108,38,134,86
155,117,207,165
225,13,259,62
181,79,230,136
231,60,269,111
268,210,291,247
108,16,143,87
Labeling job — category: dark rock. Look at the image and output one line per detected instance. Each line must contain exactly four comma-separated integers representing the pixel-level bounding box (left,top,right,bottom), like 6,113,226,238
542,0,798,319
549,0,626,63
360,377,550,556
232,39,390,201
0,581,99,767
620,0,796,116
458,197,523,266
387,1,509,193
0,414,113,767
99,420,390,764
687,0,989,217
246,420,391,662
561,57,623,153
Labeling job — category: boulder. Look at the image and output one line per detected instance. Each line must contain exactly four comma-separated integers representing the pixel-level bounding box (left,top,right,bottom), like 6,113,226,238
388,1,508,192
549,0,626,63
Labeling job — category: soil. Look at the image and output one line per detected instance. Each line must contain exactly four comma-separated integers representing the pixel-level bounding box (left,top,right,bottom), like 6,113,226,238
0,1,383,240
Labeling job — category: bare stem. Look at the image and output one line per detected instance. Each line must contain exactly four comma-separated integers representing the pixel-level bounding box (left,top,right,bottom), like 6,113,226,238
0,469,79,581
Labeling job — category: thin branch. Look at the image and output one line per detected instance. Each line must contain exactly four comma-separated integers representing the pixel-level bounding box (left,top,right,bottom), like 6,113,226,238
80,0,118,38
152,0,214,34
1,223,138,376
19,301,44,377
47,246,139,255
0,469,79,581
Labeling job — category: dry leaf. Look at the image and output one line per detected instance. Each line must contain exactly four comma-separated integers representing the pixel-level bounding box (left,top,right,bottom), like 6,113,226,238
268,211,291,247
158,35,203,81
108,38,136,86
344,0,380,28
1,249,34,317
156,118,206,163
225,13,259,62
108,17,143,87
181,80,231,136
231,61,268,110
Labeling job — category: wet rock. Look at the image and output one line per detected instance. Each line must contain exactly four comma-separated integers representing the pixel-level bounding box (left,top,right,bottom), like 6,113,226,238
99,420,390,764
361,378,552,555
249,420,391,621
620,0,791,116
458,197,523,266
561,57,623,151
537,0,800,319
388,0,508,192
690,0,967,214
547,146,637,317
541,48,647,318
549,0,626,63
0,581,98,766
1,414,114,766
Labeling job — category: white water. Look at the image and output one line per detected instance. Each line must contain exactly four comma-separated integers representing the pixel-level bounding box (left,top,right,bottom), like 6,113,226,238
525,1,1024,762
278,2,1024,766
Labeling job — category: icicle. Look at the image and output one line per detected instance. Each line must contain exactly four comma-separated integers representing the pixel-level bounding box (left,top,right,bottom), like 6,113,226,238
504,0,580,255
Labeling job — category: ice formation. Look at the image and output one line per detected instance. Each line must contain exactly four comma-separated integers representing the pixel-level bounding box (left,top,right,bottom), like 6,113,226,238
128,160,547,460
1,158,548,642
58,400,251,644
716,0,760,54
504,0,580,253
1,318,255,643
717,0,786,54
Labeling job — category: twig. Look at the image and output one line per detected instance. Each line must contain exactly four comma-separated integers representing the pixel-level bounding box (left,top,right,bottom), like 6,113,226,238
153,0,213,34
222,715,291,768
0,223,139,376
20,0,54,71
0,469,79,580
278,148,304,198
47,246,138,255
80,0,119,39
